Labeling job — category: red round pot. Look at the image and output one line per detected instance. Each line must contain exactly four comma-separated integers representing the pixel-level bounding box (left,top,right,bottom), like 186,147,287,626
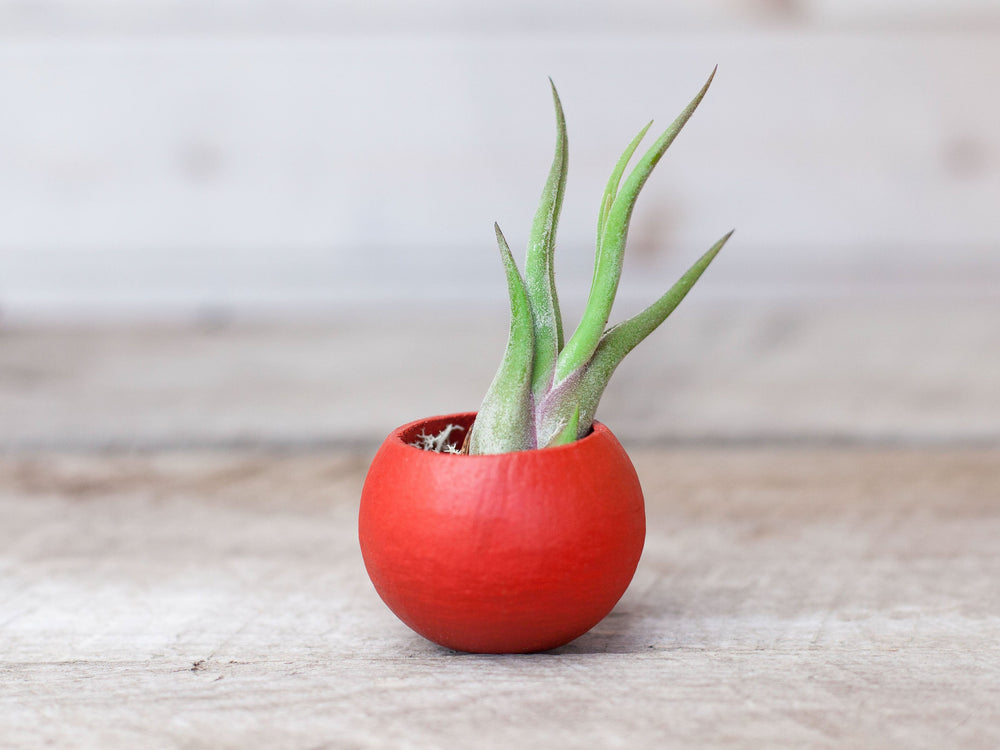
358,412,645,653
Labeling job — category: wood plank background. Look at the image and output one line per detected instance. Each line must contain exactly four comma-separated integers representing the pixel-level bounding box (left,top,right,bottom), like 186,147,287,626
3,0,1000,34
2,447,998,747
1,5,998,746
0,300,996,451
0,1,998,318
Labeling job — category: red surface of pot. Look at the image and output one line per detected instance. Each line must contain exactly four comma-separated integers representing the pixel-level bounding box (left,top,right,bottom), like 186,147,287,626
358,412,645,653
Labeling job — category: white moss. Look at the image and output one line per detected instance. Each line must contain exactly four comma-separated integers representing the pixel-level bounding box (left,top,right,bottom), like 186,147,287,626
410,424,465,453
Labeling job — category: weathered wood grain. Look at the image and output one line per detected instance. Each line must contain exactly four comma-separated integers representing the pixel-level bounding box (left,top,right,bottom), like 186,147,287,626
1,302,997,451
0,32,997,317
1,448,997,748
2,0,997,35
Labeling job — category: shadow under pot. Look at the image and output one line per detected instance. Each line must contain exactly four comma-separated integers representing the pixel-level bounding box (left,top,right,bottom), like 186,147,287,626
358,411,645,654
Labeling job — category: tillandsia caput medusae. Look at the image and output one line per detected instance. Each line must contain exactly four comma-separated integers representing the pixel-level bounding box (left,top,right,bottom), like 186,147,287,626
446,68,732,455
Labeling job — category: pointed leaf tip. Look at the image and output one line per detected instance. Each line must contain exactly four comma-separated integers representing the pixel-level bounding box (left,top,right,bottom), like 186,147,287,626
548,78,563,104
556,70,716,384
525,78,569,395
469,221,536,455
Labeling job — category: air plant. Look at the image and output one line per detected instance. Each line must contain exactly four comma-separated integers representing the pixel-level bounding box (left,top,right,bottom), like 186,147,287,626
362,69,733,652
458,68,732,455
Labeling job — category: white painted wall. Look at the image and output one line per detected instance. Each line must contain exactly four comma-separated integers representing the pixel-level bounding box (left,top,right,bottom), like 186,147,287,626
0,2,997,318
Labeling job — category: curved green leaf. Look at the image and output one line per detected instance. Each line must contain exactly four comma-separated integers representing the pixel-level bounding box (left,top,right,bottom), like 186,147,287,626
540,230,731,440
583,229,732,407
555,67,717,383
596,120,652,250
525,80,569,397
468,224,537,455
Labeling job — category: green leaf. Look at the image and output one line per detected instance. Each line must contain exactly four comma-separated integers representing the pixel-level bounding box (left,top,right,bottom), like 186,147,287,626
547,230,732,441
543,405,579,448
555,67,717,383
596,120,652,249
589,229,732,389
468,224,537,455
525,80,569,397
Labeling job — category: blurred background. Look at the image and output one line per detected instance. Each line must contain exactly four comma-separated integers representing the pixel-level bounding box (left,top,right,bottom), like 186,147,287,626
0,0,997,449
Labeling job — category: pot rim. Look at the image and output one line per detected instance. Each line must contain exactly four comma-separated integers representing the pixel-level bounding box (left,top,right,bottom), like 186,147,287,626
391,411,608,457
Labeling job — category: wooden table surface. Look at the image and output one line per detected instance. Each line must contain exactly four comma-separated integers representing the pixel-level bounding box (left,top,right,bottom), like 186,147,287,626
2,303,998,748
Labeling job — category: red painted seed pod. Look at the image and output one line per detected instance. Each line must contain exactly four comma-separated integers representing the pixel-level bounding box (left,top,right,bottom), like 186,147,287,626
358,412,645,654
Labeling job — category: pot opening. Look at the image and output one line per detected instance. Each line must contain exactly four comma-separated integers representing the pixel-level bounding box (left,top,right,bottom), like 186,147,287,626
397,412,601,455
398,412,477,453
